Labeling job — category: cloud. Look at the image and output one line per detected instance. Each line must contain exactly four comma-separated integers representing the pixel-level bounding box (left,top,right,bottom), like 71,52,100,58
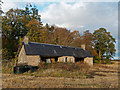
41,2,118,34
41,2,87,29
2,1,28,13
2,2,18,12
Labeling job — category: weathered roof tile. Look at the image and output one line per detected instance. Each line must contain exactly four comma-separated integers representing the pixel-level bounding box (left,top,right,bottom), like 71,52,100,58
23,42,92,58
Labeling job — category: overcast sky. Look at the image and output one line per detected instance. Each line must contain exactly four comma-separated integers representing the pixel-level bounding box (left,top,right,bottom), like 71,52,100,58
2,0,119,59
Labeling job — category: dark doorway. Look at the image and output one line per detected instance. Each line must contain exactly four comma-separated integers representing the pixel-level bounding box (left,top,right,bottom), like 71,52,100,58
41,57,58,62
75,57,84,63
65,57,67,62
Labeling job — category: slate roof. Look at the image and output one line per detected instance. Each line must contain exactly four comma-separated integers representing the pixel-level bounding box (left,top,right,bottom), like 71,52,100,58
23,42,92,58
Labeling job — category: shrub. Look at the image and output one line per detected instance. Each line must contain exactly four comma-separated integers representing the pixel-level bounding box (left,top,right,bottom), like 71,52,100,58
11,57,18,65
93,60,100,64
51,63,81,72
94,56,101,60
28,62,90,78
101,59,111,64
2,60,13,74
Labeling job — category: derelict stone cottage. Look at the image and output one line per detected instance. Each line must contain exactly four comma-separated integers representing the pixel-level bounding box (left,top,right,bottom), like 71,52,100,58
18,36,93,66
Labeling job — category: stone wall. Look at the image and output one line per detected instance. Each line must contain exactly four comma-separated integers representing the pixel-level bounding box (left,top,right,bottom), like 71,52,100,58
18,45,27,64
18,45,41,66
26,55,41,66
58,56,75,63
84,57,93,66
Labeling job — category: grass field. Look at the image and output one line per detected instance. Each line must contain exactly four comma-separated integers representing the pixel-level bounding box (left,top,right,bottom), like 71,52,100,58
2,61,119,88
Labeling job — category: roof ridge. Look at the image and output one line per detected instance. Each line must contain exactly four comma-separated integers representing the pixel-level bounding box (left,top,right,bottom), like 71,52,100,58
24,41,92,57
28,42,83,49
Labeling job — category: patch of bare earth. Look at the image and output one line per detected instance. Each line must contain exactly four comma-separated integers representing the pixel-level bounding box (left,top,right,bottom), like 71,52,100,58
2,61,119,88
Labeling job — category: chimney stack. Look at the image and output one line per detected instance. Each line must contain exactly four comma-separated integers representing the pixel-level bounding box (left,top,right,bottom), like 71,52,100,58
24,36,29,44
81,44,85,50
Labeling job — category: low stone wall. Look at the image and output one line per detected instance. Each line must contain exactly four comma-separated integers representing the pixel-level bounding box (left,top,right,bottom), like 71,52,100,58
84,57,93,66
58,56,75,63
27,55,41,66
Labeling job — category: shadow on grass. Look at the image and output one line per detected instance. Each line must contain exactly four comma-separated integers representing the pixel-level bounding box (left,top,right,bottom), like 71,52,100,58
86,71,106,78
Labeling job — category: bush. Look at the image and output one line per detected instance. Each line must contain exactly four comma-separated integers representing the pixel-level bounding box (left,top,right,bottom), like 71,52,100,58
94,56,101,60
93,56,101,64
11,57,18,66
38,62,51,70
35,62,90,78
93,59,101,64
101,59,111,64
2,60,13,74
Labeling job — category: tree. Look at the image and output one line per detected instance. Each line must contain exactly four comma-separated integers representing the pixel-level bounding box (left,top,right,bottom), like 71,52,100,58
70,30,82,47
50,27,73,46
26,19,43,42
93,28,116,60
2,4,42,60
0,0,3,15
81,30,98,57
0,0,3,43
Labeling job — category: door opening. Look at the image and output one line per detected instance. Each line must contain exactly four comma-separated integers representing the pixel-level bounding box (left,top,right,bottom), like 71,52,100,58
65,57,67,62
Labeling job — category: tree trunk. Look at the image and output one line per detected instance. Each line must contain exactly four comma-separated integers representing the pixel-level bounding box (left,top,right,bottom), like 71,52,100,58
99,50,101,59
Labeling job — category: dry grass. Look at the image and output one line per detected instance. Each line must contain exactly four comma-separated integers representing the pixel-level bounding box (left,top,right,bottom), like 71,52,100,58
28,62,91,78
2,61,13,74
2,61,119,88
